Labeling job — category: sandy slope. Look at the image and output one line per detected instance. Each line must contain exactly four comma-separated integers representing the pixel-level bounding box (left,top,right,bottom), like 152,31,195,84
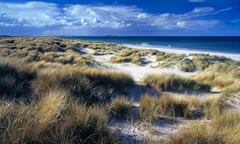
92,54,196,82
81,46,239,143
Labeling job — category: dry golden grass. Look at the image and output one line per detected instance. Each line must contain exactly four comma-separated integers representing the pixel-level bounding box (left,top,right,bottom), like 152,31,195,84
0,57,35,99
31,66,134,105
144,73,211,92
110,48,158,65
108,96,132,119
194,64,240,97
157,95,205,118
87,42,124,54
140,94,224,121
140,94,159,122
203,97,224,119
34,88,68,135
179,58,195,72
0,37,96,67
1,37,239,144
157,95,189,117
169,110,240,144
0,89,118,144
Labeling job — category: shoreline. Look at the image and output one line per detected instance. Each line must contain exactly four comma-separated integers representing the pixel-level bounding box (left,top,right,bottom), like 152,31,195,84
121,44,240,61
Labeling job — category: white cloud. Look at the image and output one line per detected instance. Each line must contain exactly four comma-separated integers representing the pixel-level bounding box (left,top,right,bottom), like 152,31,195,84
216,7,232,14
137,13,148,19
176,21,186,28
0,2,60,27
0,1,231,34
191,7,214,14
62,5,141,28
150,7,222,30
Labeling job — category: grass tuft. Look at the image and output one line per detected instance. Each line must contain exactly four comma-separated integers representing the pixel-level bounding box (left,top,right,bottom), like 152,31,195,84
140,94,159,122
169,110,240,144
144,73,211,92
0,58,35,99
108,96,132,119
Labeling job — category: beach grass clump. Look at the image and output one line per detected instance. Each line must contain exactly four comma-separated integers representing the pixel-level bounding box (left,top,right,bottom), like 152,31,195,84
140,94,159,122
61,103,116,144
157,95,205,118
0,88,68,143
110,48,158,65
194,64,240,96
169,110,240,144
32,66,134,104
223,82,240,97
0,37,97,67
110,55,142,65
157,95,189,117
0,89,118,144
194,71,234,88
157,53,185,62
0,58,35,99
139,94,205,121
156,52,198,72
169,122,224,144
191,53,239,70
156,53,186,68
108,96,132,119
179,58,195,72
203,97,225,119
79,67,134,91
32,68,99,105
140,94,225,120
110,55,132,63
87,42,124,54
144,73,211,92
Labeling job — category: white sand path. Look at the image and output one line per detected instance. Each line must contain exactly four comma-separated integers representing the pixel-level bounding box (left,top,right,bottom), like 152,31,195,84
92,54,196,82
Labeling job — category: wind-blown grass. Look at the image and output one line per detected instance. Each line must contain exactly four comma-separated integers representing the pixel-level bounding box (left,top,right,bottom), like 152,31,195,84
139,94,223,122
191,53,240,70
110,48,158,65
32,66,134,105
169,110,240,144
0,58,35,99
139,94,159,122
194,64,240,97
179,58,195,72
0,89,118,144
144,73,211,92
108,96,132,119
0,37,97,67
1,37,239,144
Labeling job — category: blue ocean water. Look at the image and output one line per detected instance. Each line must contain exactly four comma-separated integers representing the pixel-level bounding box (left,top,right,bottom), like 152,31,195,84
62,36,240,54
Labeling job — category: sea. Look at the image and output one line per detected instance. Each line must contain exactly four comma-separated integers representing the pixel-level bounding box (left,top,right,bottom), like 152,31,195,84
61,36,240,54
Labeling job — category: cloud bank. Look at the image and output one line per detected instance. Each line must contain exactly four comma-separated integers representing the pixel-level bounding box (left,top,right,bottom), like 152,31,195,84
0,1,232,35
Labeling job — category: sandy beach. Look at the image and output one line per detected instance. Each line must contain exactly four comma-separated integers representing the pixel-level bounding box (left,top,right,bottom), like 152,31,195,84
82,42,240,82
81,48,196,82
122,44,240,61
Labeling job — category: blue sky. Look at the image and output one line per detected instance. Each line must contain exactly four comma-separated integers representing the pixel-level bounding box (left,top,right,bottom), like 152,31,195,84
0,0,239,36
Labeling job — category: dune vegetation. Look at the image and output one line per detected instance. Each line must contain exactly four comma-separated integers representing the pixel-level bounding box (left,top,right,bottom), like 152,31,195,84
140,94,224,122
143,73,211,92
0,37,136,143
169,110,240,144
0,36,239,144
194,64,240,97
